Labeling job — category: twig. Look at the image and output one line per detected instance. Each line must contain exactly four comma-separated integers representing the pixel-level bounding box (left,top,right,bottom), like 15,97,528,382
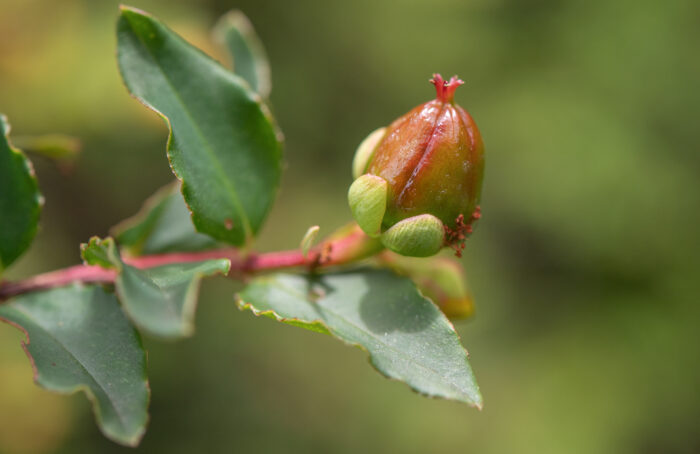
0,225,380,301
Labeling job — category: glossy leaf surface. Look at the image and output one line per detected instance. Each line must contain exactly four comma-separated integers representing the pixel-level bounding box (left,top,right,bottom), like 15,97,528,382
237,268,482,407
117,7,282,246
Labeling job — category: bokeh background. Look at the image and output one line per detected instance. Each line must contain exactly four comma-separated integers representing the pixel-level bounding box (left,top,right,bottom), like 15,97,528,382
1,0,699,452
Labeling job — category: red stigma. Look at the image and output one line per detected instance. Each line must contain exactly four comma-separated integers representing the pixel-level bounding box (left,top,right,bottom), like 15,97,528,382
430,73,464,103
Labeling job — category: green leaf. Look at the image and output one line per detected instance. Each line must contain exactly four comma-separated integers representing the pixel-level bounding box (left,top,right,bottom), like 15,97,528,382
0,115,42,273
112,182,219,255
213,10,272,97
117,6,283,247
82,237,230,339
0,284,149,446
237,268,482,407
81,237,121,270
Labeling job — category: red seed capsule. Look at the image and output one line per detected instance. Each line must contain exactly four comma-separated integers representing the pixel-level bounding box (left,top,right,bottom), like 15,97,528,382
350,74,485,256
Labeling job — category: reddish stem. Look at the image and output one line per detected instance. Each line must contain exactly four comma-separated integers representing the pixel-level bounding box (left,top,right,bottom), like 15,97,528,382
0,224,381,301
0,266,118,299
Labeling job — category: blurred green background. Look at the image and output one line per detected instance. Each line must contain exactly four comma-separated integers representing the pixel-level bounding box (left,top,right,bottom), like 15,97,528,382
1,0,699,452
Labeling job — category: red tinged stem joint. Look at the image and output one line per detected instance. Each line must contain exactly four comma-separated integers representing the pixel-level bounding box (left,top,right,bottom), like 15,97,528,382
349,74,485,258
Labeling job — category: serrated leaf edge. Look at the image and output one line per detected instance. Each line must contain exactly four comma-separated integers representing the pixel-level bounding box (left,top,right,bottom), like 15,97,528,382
237,298,330,335
235,284,483,408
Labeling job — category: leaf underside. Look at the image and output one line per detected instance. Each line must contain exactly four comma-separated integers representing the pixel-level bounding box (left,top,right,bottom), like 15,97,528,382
237,268,482,407
0,284,150,446
117,6,282,246
112,182,219,255
0,114,42,273
117,260,231,338
82,236,230,339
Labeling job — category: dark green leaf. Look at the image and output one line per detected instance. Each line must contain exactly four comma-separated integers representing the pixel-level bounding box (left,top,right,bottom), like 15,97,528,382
112,182,219,255
213,10,271,97
117,6,283,246
0,284,149,446
0,115,42,273
82,237,230,338
237,268,482,407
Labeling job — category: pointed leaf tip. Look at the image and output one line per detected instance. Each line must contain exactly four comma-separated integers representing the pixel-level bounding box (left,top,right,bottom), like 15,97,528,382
214,9,272,97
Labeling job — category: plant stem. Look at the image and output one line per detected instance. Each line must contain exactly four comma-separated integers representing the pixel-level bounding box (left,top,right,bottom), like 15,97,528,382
0,224,383,301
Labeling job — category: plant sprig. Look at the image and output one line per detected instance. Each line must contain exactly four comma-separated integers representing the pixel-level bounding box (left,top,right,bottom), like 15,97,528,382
0,6,482,447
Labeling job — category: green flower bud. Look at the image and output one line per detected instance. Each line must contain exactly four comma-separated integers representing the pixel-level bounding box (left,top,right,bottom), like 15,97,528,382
352,127,386,180
348,74,485,257
348,174,387,237
380,214,444,257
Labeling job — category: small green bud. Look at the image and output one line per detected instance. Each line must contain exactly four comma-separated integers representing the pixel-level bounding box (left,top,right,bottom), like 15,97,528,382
348,174,387,237
380,214,444,257
352,127,386,179
300,225,320,257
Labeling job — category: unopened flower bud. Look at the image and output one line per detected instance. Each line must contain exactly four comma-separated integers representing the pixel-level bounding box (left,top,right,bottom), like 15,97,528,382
349,74,485,257
352,127,386,180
